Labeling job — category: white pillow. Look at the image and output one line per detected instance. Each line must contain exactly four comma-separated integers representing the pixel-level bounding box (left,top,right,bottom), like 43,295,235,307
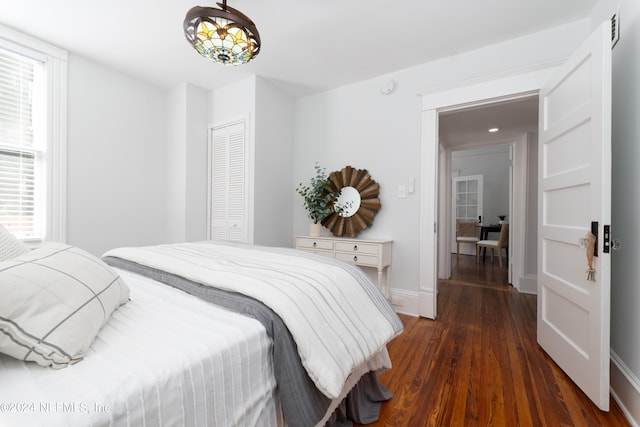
0,243,130,368
0,224,30,261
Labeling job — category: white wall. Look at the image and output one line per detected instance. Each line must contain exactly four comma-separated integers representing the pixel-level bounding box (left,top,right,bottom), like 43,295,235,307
166,83,209,243
254,77,295,247
591,1,640,424
210,75,296,247
211,75,257,123
166,85,187,243
66,55,167,256
293,20,590,293
185,84,209,242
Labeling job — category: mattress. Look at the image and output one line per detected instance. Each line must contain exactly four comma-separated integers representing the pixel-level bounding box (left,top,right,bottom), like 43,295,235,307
0,268,282,427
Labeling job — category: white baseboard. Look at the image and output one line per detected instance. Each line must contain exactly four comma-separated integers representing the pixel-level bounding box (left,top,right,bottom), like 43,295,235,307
516,274,537,294
611,350,640,427
418,289,435,319
389,288,420,317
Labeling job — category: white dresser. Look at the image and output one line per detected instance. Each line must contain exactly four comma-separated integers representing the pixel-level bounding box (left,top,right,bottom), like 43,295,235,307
295,236,392,298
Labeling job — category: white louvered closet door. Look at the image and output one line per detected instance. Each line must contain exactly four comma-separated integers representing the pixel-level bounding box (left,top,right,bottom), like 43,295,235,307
208,121,248,242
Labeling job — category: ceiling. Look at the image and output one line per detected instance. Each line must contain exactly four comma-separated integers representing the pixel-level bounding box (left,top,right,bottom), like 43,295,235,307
0,0,595,98
439,96,540,150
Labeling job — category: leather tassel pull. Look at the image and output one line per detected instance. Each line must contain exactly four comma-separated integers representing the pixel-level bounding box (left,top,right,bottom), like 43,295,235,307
585,232,596,281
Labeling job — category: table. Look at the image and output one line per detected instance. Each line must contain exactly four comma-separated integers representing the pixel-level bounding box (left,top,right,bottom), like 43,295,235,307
478,224,501,240
295,236,392,298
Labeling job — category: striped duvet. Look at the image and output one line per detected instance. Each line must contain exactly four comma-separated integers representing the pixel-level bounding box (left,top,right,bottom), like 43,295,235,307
103,241,404,400
0,268,281,427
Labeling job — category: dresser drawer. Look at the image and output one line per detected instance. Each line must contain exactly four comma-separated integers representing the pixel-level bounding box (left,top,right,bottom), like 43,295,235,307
296,238,334,251
295,235,392,298
310,251,335,259
335,241,379,255
335,252,378,266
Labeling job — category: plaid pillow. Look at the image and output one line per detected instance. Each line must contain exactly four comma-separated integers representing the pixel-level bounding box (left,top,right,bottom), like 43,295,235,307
0,243,130,368
0,224,30,261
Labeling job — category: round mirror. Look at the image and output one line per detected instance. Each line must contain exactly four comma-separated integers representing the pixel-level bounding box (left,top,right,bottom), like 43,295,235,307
334,186,361,217
322,166,381,237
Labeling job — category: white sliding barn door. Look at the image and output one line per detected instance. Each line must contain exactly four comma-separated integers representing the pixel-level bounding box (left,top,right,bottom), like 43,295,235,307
537,21,612,411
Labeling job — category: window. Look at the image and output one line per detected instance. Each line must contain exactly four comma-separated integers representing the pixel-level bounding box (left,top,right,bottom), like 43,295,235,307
0,25,67,242
0,49,41,237
452,175,483,223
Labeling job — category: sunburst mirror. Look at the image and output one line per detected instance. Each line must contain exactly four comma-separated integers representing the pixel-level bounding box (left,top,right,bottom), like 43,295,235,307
322,166,381,237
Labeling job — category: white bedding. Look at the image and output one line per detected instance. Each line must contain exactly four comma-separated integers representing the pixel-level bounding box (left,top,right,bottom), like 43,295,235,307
0,269,282,427
103,241,403,400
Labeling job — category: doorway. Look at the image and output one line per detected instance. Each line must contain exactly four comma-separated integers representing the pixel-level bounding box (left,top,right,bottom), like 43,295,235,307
438,96,538,287
418,23,613,410
418,67,553,319
447,144,514,289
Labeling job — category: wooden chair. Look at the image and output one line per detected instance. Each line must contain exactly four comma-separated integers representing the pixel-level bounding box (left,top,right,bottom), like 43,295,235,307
456,221,479,257
476,223,509,267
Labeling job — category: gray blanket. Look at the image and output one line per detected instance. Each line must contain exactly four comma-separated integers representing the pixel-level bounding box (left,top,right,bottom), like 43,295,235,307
103,257,390,427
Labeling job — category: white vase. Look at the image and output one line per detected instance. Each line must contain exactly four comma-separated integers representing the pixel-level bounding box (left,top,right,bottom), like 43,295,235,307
309,223,322,237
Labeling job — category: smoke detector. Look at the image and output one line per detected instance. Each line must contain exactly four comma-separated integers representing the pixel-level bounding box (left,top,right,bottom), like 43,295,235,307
380,80,395,95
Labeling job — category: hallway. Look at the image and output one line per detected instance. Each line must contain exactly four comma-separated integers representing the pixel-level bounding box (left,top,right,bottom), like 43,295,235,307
445,253,510,289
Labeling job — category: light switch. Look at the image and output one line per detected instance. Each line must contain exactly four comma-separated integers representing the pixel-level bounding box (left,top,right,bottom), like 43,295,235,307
398,185,407,198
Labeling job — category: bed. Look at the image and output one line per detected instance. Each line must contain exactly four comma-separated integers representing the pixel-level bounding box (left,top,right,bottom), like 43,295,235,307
0,238,403,427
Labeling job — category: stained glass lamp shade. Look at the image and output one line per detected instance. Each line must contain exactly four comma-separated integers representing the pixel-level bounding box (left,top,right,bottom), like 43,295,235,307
184,1,260,65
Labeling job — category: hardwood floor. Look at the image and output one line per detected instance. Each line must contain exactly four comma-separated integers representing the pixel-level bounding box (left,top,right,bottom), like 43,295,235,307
358,255,629,426
447,251,510,289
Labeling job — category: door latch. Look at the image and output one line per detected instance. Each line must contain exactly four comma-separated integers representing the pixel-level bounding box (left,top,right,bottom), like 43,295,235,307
603,225,610,254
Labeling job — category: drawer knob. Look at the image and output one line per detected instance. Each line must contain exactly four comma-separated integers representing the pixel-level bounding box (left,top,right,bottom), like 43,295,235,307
313,242,317,247
353,245,358,251
353,255,358,262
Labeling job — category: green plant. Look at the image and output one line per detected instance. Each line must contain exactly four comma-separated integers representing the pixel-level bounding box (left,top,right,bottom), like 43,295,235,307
296,163,336,224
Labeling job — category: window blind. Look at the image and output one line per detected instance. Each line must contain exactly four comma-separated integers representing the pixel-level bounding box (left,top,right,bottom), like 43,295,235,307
0,47,38,236
0,49,34,147
0,149,35,235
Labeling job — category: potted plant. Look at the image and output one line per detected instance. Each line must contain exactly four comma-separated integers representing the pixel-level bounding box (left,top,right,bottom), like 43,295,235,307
296,163,338,236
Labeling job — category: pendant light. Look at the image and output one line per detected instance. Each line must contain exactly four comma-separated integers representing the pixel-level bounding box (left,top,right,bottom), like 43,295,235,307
184,0,260,65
